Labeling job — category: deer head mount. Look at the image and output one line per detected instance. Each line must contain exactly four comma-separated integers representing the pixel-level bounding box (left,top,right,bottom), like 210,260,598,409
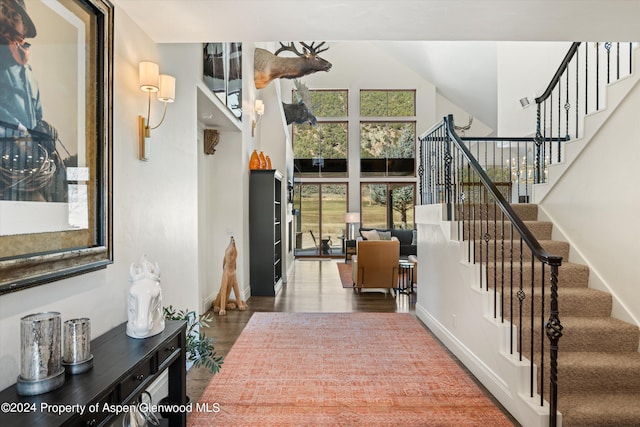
254,41,332,89
283,79,317,125
453,115,473,136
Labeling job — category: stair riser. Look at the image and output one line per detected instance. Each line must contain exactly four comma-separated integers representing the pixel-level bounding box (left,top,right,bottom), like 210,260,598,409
544,365,640,394
519,325,639,353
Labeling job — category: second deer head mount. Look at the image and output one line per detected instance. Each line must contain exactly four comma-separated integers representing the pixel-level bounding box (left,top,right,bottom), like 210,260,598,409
283,79,317,125
254,41,332,89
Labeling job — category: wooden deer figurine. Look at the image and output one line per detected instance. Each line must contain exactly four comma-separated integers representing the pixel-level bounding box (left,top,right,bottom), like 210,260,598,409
254,42,332,89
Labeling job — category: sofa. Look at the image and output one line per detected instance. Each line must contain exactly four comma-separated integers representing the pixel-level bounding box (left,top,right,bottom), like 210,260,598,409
359,227,417,257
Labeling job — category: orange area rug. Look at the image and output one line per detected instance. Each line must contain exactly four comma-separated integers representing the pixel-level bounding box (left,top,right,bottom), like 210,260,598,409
336,262,353,288
189,313,515,426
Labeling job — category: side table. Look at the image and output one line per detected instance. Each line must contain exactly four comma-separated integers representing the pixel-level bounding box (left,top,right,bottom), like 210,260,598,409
398,260,415,294
344,239,357,263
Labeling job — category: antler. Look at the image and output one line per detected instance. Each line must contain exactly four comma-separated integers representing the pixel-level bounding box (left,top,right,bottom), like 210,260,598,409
275,42,329,57
293,79,312,107
275,42,305,57
300,41,329,56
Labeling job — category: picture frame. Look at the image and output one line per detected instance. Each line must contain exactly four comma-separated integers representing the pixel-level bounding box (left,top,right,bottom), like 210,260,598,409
0,0,114,294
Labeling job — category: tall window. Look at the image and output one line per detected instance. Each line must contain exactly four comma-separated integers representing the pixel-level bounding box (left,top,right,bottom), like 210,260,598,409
293,183,347,256
361,183,415,229
293,90,348,177
360,90,416,177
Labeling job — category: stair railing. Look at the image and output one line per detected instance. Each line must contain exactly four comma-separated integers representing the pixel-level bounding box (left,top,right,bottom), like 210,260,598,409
419,115,563,426
534,42,634,183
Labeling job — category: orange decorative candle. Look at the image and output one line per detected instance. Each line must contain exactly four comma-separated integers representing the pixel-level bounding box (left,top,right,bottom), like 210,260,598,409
259,151,267,169
249,150,260,170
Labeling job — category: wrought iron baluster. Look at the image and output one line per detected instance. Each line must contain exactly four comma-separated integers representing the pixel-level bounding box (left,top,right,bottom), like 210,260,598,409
540,263,546,406
565,69,570,142
510,222,515,354
546,262,563,427
585,42,589,115
530,256,535,398
617,42,620,80
518,237,525,362
605,41,612,84
493,200,498,319
596,42,600,110
576,48,580,138
500,210,505,322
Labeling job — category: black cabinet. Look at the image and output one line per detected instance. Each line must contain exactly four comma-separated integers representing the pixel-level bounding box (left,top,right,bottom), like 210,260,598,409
0,320,187,427
249,170,283,296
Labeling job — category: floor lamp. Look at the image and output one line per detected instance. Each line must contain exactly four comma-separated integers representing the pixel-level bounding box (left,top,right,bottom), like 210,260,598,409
344,212,361,240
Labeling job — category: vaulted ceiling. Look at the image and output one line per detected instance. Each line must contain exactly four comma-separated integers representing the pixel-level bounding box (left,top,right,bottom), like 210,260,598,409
113,0,640,130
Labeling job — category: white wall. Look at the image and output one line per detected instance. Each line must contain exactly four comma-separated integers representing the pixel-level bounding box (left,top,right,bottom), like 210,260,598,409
497,42,570,136
414,205,552,427
275,41,440,214
0,6,201,390
540,79,640,324
197,124,245,311
435,93,494,137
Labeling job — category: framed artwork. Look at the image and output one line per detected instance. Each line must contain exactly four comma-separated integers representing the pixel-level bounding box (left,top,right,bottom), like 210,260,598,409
0,0,114,294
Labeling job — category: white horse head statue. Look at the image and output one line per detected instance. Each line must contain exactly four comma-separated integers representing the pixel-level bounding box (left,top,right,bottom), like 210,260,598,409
126,255,165,339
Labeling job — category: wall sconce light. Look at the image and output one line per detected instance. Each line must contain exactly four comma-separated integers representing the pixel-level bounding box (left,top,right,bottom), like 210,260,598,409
251,99,265,137
138,61,176,161
519,97,532,109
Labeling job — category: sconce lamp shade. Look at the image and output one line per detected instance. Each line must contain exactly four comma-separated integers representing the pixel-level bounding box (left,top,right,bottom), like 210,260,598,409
139,61,159,92
158,74,176,103
344,212,360,223
255,99,265,116
519,97,531,109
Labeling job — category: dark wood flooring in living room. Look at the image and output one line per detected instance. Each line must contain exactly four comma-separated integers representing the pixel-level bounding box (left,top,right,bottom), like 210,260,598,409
186,258,519,425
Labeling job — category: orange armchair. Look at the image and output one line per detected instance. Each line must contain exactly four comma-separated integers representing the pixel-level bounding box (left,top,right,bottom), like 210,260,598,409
351,240,400,291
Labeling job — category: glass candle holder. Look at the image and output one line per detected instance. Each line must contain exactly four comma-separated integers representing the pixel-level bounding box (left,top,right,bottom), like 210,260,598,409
62,318,93,374
17,312,65,395
63,318,91,363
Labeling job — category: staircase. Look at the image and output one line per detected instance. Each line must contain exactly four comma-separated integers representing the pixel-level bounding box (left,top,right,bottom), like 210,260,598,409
418,41,640,426
470,203,640,426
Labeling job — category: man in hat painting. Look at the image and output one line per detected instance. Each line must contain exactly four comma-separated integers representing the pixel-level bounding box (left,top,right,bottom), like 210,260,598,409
0,0,64,201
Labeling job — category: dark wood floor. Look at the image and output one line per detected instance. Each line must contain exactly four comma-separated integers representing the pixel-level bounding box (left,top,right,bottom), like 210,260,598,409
186,258,519,425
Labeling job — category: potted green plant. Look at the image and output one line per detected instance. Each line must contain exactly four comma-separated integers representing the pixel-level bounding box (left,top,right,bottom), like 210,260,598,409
163,306,223,374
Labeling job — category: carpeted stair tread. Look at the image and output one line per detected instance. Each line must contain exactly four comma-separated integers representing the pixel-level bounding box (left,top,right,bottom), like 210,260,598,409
464,220,553,241
518,316,639,352
556,351,640,393
475,239,570,262
484,261,590,288
461,202,640,425
557,392,640,427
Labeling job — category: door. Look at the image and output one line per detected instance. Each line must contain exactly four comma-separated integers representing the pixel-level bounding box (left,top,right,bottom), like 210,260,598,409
294,183,347,257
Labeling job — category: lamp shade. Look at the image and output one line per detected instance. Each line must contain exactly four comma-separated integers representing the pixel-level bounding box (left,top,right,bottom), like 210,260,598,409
158,74,176,103
139,61,159,92
255,99,265,115
344,212,360,223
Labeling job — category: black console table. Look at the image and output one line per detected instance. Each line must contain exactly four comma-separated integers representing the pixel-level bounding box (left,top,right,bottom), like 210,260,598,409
0,320,187,427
